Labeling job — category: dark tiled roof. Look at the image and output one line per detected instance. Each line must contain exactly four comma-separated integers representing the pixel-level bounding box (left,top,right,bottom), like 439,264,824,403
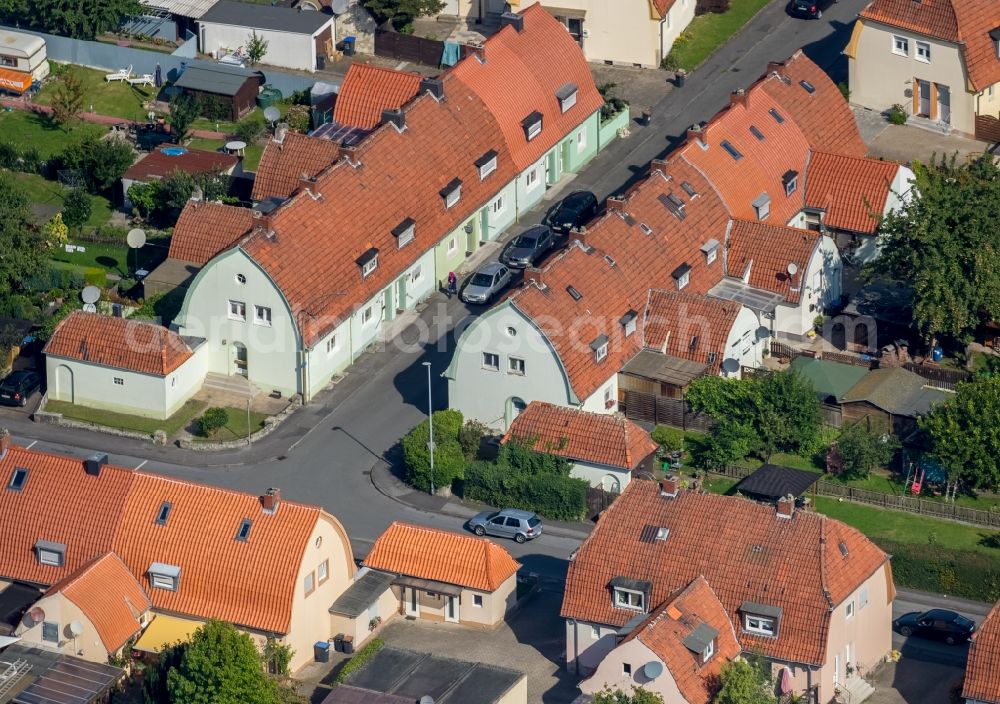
736,464,822,499
200,0,332,33
122,146,237,181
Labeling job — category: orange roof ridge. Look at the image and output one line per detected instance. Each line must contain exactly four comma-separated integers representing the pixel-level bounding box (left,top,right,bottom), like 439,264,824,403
963,599,1000,702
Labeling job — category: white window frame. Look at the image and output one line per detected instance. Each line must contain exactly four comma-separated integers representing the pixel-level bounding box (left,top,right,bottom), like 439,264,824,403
706,247,718,265
741,330,752,355
526,118,542,141
702,640,715,660
744,614,776,636
491,194,505,216
254,305,272,327
362,306,374,326
473,594,484,608
590,625,600,640
304,571,315,596
677,271,690,290
525,166,540,191
785,176,798,197
228,299,246,321
892,35,908,56
445,185,462,209
479,155,497,180
326,335,339,356
508,356,525,375
594,343,608,363
448,237,457,253
846,600,855,620
916,41,931,63
604,386,613,404
576,127,586,153
317,559,328,585
410,264,422,284
38,548,63,566
613,588,644,611
396,225,415,249
560,90,577,114
482,352,500,371
235,273,246,284
622,662,632,677
150,573,177,591
361,256,378,278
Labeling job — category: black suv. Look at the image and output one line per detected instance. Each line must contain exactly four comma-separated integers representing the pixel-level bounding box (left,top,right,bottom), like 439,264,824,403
0,370,42,407
546,190,599,235
790,0,835,19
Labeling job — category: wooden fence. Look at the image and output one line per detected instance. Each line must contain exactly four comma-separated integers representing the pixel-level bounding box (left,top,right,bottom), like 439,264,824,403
902,362,969,390
374,30,476,66
975,114,1000,144
709,464,1000,528
622,391,713,432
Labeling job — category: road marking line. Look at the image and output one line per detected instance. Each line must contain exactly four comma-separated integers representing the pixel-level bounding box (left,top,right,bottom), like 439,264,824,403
135,460,148,470
25,440,37,449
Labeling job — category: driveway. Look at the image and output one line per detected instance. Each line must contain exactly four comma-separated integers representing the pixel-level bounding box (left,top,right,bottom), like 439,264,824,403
867,660,964,704
377,587,579,704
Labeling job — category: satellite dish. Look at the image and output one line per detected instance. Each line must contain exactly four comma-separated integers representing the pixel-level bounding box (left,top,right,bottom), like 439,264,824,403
721,358,741,374
69,620,84,637
81,286,101,304
83,303,97,313
263,106,281,124
786,262,798,276
29,607,45,624
328,0,349,13
643,661,664,679
419,697,434,704
127,228,147,249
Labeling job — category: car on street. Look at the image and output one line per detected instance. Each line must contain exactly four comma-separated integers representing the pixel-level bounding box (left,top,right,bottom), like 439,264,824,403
546,190,599,235
892,609,976,645
789,0,835,19
468,508,543,543
461,262,512,305
500,225,555,269
0,370,42,407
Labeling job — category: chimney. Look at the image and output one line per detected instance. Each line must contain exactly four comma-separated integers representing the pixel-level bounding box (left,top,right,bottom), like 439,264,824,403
262,487,281,513
500,11,524,32
573,230,589,249
0,428,9,459
84,453,108,477
686,124,705,147
420,77,444,101
659,476,679,498
606,196,625,213
341,144,362,168
470,45,486,64
650,159,669,177
381,107,405,132
730,88,749,110
528,267,544,287
767,61,789,83
273,123,288,145
776,493,795,519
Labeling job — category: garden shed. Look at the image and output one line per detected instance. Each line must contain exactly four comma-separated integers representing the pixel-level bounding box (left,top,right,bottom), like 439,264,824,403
173,62,260,120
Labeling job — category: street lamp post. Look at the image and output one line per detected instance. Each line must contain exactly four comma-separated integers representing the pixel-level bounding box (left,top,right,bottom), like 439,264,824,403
423,361,434,496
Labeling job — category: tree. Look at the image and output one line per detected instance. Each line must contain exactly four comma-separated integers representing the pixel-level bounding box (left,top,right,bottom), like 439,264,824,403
41,0,142,39
402,409,466,492
593,687,665,704
714,658,776,704
50,70,85,124
867,154,1000,344
61,188,91,232
197,407,229,437
246,30,269,65
59,135,135,193
0,174,47,296
363,0,445,29
283,104,311,133
835,422,899,479
169,93,200,142
163,620,278,704
920,376,1000,491
41,213,69,248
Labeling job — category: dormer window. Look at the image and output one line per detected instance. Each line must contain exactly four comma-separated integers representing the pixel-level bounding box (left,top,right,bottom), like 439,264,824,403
682,623,719,665
672,263,691,290
148,562,181,591
522,111,543,141
740,601,782,637
609,577,650,612
155,501,172,525
591,334,609,362
235,518,252,542
752,193,771,221
615,589,644,610
701,239,719,265
392,218,415,249
620,310,637,337
991,27,1000,58
7,467,28,491
34,539,66,567
476,150,498,180
782,170,798,197
357,248,379,278
556,82,578,113
440,178,462,209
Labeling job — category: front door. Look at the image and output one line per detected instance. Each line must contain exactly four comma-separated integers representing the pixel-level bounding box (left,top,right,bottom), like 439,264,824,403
937,84,951,124
396,276,406,313
445,596,459,622
833,654,840,687
383,288,394,322
466,222,476,254
918,80,931,116
233,342,248,377
404,587,419,617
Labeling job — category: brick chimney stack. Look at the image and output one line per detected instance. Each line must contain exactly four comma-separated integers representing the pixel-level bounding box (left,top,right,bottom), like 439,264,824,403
767,61,789,83
776,494,795,519
650,159,669,177
686,124,705,147
606,196,626,213
659,475,679,498
262,487,281,513
730,88,749,110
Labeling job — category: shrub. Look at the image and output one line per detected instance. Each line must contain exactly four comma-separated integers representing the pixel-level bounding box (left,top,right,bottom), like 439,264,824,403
0,142,18,169
283,104,311,133
650,425,684,451
459,419,490,460
837,81,851,102
402,409,466,492
234,114,266,144
197,407,229,437
660,51,681,72
888,104,908,125
882,538,1000,603
198,94,231,121
117,278,137,296
835,423,899,479
82,268,105,286
335,638,384,684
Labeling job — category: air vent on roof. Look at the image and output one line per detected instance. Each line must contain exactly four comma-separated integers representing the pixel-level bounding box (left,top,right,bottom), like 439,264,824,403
681,181,698,198
750,125,765,141
7,467,27,492
566,285,582,301
500,11,524,32
769,108,785,124
799,79,816,94
420,77,444,101
84,453,108,477
658,193,686,220
721,140,743,160
381,108,405,132
639,223,653,236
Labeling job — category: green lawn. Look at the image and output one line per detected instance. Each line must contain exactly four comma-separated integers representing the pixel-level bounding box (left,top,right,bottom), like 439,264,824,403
191,116,242,135
188,137,264,171
0,109,106,159
667,0,773,71
49,235,170,277
34,65,158,122
192,406,268,442
11,172,112,230
45,398,205,436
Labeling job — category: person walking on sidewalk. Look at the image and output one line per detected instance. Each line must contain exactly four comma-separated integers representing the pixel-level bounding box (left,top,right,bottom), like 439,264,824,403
447,271,458,297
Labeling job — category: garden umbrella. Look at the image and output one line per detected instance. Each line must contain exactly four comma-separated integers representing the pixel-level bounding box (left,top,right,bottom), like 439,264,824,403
154,63,162,87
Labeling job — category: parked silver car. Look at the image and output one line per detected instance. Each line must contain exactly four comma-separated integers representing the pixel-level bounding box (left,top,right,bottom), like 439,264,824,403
500,224,555,269
461,262,512,304
468,508,543,543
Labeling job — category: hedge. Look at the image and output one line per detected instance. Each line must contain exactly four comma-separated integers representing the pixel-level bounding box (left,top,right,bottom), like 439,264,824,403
334,638,384,684
463,459,587,521
880,538,1000,603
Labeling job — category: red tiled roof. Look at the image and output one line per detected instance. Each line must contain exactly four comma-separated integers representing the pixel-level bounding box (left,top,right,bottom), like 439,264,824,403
964,600,1000,704
363,522,519,592
44,311,193,377
168,201,255,265
759,51,868,159
650,0,677,18
251,131,341,201
643,290,740,369
504,401,657,470
805,152,899,234
450,4,604,170
244,74,517,347
45,553,150,652
0,443,340,635
122,146,238,181
859,0,960,42
623,576,741,704
726,220,820,304
561,481,889,665
332,64,423,130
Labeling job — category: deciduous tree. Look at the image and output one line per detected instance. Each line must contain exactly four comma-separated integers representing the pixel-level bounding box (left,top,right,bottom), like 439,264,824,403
714,658,776,704
920,376,1000,491
402,409,466,492
363,0,445,29
246,30,269,65
0,174,47,295
168,93,200,142
61,188,91,232
593,687,665,704
50,71,85,124
835,422,899,479
6,0,142,39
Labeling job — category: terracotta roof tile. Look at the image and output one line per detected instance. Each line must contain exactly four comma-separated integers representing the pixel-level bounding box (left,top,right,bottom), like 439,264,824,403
252,131,341,201
623,576,741,704
122,146,238,181
561,482,889,665
964,600,1000,703
44,311,193,376
45,553,150,652
804,152,899,234
643,291,740,369
0,443,337,635
952,1,1000,92
363,522,519,592
726,220,820,304
168,201,256,265
332,63,423,130
650,0,677,18
450,5,604,170
759,51,868,158
860,0,960,43
504,401,657,470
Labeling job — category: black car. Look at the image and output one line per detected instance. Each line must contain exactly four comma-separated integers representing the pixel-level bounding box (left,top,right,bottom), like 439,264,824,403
546,190,599,235
500,224,555,269
0,370,42,407
892,609,975,645
790,0,835,19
